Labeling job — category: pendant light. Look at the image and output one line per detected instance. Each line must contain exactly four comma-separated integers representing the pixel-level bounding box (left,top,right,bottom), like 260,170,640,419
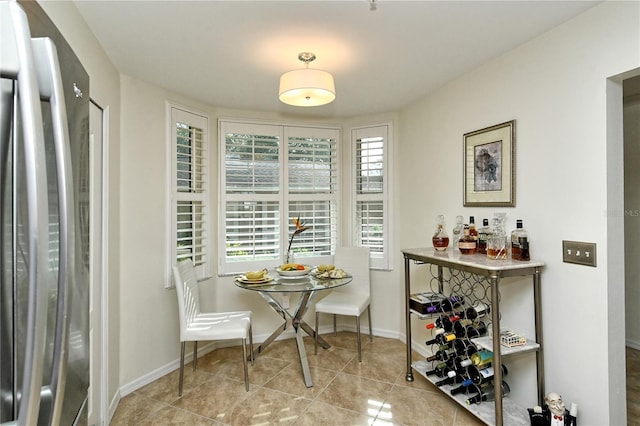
279,52,336,107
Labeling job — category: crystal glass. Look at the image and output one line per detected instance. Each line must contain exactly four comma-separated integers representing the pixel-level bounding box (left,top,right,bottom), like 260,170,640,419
432,214,450,251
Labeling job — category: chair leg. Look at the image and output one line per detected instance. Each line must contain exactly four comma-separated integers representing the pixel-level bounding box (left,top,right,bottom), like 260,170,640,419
242,337,249,391
314,311,319,355
356,315,362,362
192,341,198,370
249,323,254,366
367,305,373,342
333,314,337,336
179,342,186,397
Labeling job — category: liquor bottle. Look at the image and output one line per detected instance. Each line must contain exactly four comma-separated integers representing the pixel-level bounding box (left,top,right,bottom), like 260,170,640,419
452,215,464,249
432,214,450,251
511,219,531,261
468,216,478,241
458,226,477,255
425,331,457,346
435,369,466,387
467,363,508,385
465,381,511,405
477,218,491,254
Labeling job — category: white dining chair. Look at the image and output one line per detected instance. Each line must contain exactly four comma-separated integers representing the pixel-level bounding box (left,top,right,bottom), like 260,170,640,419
314,246,372,361
173,259,253,395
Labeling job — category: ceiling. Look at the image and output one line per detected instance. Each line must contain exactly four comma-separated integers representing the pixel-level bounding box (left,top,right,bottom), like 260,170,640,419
73,0,600,119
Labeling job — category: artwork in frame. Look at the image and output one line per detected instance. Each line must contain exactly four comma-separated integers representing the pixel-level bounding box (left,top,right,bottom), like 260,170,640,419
463,120,515,207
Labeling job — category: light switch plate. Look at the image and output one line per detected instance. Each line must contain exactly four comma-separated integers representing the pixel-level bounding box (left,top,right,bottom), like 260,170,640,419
562,240,597,267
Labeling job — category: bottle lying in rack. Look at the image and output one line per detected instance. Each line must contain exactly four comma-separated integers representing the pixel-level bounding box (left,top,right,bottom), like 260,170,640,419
456,302,490,321
452,338,479,357
465,381,511,405
425,314,462,332
466,363,508,385
411,294,465,315
469,349,493,367
425,360,455,377
425,331,457,346
453,320,488,339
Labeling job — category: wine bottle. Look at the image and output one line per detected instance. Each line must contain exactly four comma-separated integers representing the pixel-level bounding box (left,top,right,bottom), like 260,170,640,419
425,331,457,346
439,295,465,313
452,338,478,357
465,381,511,405
464,321,488,339
458,226,477,255
458,302,490,321
424,360,454,377
467,363,508,385
453,319,473,337
426,349,454,362
469,349,493,367
426,314,461,332
434,369,466,387
449,378,480,396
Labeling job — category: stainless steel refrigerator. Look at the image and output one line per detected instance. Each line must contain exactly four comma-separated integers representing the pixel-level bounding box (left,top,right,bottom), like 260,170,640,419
1,0,90,424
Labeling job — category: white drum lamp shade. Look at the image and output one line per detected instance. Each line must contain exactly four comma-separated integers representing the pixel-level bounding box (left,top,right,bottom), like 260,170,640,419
278,53,336,107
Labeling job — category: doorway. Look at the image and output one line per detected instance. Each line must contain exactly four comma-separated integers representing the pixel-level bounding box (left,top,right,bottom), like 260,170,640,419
624,74,640,424
88,100,107,425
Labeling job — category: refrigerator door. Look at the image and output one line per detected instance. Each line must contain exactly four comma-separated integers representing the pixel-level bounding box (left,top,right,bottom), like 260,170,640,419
1,1,90,425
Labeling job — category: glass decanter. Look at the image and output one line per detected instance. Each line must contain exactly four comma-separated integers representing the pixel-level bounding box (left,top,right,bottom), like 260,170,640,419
432,214,450,251
451,215,464,250
487,213,508,259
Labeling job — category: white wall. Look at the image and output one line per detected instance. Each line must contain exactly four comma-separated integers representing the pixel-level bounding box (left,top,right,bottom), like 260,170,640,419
397,2,638,424
625,91,640,348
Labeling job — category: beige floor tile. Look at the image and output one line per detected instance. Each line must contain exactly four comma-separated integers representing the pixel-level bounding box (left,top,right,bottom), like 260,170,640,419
263,362,338,398
136,367,216,404
110,392,168,426
316,372,392,416
137,405,216,425
377,384,458,426
342,350,406,384
171,376,255,421
298,400,376,425
224,387,312,425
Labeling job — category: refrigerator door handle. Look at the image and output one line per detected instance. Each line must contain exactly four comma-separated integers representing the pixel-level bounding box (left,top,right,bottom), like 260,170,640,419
31,37,74,426
1,1,50,425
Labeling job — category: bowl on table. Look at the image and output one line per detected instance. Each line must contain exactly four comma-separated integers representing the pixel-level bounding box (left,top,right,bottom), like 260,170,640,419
275,264,312,277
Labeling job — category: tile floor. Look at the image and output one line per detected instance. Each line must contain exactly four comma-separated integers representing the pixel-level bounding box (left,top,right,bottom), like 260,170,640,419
111,332,485,425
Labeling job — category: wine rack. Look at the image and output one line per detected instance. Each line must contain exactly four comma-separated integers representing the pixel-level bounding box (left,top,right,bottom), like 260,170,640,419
402,248,544,426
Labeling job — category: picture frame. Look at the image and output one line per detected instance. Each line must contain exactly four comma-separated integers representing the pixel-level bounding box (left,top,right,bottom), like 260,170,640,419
463,120,515,207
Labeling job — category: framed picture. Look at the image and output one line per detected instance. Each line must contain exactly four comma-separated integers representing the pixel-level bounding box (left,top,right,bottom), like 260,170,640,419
463,120,515,207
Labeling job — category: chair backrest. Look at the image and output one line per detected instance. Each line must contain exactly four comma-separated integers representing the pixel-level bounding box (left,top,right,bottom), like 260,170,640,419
333,246,371,294
173,259,202,339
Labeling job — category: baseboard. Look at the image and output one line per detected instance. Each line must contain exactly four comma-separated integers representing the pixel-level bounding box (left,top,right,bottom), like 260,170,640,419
108,390,120,424
627,338,640,351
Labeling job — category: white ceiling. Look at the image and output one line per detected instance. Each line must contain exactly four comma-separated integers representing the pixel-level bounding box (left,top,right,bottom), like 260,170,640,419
73,0,600,119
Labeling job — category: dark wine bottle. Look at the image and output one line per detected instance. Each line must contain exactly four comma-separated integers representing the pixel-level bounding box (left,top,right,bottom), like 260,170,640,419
426,314,461,332
426,349,454,362
467,363,508,385
439,295,465,313
456,302,491,321
453,319,473,337
424,360,454,377
449,379,477,396
434,369,465,387
464,321,488,339
425,331,457,346
465,381,511,405
452,338,478,357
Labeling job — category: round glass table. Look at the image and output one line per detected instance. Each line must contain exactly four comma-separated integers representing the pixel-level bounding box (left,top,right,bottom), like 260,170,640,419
235,272,352,387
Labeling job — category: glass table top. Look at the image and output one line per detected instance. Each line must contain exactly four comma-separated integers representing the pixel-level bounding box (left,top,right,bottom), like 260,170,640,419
234,271,352,293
